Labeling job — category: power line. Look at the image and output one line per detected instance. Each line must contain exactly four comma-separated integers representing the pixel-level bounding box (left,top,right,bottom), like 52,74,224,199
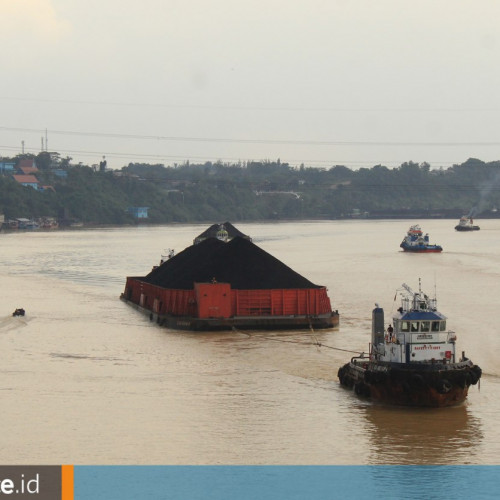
1,126,500,147
0,143,468,169
2,96,499,113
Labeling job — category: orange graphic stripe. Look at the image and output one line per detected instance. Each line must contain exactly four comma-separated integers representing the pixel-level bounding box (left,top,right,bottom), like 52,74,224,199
61,465,74,500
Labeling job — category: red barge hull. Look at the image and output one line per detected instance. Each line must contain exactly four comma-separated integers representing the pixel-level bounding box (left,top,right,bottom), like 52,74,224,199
121,278,339,331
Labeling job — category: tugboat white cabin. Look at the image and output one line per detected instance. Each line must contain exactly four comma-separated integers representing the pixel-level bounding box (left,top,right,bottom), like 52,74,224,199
372,283,456,364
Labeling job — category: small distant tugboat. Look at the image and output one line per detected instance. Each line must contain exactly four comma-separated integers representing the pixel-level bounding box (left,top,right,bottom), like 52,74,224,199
400,224,442,253
455,216,480,231
338,281,481,407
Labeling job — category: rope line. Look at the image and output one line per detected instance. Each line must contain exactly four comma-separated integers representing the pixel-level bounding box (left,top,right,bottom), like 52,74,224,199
231,327,363,355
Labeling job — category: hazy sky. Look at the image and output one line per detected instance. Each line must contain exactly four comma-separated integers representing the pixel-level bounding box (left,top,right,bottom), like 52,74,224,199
1,0,499,169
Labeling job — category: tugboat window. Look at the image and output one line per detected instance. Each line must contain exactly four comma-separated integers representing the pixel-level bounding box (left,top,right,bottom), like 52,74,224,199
401,321,410,332
431,321,440,332
421,321,430,332
440,321,446,331
411,322,419,332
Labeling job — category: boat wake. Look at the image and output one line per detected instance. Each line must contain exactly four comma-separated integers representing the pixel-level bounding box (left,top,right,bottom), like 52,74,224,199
0,315,30,332
49,352,129,363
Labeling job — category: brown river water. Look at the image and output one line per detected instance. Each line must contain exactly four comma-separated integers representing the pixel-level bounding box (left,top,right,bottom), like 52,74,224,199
0,220,497,464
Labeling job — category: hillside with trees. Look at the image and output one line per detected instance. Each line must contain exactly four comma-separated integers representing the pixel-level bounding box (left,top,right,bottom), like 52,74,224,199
1,153,500,225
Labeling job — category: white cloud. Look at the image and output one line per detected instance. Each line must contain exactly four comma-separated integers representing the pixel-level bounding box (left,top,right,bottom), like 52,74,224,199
0,0,71,43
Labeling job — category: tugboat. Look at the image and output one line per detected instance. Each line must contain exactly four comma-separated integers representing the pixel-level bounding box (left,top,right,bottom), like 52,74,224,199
337,281,481,407
400,224,442,253
455,216,480,231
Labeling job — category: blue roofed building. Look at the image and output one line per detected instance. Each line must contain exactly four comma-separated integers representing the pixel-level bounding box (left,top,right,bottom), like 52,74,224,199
0,161,15,174
127,207,149,219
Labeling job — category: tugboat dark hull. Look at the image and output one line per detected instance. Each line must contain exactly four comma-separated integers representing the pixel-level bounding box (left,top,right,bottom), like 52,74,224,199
455,226,480,231
338,359,481,407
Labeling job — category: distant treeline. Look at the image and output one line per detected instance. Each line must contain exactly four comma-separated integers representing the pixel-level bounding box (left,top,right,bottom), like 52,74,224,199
1,154,500,224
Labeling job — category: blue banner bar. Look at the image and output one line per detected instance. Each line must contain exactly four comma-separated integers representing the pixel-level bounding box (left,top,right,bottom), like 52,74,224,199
74,465,499,500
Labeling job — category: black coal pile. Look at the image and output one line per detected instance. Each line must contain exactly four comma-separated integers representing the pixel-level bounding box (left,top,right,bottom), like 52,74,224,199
141,236,321,290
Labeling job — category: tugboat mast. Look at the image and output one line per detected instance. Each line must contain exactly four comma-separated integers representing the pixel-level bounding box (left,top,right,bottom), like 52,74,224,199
401,280,437,312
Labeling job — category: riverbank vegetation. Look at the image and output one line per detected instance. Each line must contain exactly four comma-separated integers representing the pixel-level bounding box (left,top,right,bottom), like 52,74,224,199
1,154,499,225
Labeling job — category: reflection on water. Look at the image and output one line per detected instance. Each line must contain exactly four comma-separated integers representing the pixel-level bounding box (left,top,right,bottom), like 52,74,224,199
363,404,483,464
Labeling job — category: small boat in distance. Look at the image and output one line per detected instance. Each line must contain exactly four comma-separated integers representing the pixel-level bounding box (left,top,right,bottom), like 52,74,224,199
400,224,442,253
455,216,480,231
338,281,482,407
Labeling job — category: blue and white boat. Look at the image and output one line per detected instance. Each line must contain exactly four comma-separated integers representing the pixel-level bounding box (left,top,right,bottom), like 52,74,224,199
400,224,442,253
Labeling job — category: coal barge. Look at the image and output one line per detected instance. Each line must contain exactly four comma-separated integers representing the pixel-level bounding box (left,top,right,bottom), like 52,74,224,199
338,281,481,407
121,223,339,331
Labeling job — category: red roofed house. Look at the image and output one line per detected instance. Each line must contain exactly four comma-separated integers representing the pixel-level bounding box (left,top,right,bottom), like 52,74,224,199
13,174,40,190
19,166,39,175
17,159,39,175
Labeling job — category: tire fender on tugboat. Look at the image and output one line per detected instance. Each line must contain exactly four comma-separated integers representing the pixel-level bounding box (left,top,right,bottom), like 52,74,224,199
436,379,452,394
411,373,425,388
470,365,482,385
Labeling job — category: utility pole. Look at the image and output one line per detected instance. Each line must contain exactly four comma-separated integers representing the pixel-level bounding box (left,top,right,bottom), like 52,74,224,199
21,140,25,154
